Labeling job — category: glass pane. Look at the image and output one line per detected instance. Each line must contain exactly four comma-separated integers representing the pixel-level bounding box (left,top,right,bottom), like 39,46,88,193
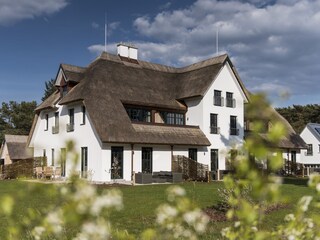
111,147,123,179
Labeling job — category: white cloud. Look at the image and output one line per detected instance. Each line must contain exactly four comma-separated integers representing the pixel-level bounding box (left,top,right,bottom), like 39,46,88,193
0,0,68,25
87,0,320,106
130,0,320,105
92,22,99,29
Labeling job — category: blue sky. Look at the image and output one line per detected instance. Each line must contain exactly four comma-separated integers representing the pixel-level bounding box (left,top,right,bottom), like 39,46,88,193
1,0,320,107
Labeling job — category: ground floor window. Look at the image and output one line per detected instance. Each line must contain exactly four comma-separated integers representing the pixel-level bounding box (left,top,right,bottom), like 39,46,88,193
81,147,88,178
61,148,66,177
51,149,54,166
211,149,219,180
142,147,153,173
188,148,198,161
111,147,123,179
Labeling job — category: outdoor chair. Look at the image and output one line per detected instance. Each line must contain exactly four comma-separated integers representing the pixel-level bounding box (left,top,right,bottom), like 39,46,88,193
34,167,43,179
54,167,62,179
43,166,54,179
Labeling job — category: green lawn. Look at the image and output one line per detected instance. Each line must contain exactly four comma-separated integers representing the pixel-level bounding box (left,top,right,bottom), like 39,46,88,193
0,178,318,239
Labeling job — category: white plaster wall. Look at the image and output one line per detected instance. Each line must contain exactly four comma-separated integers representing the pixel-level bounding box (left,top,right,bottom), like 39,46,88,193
133,145,172,173
185,63,246,170
300,128,320,164
30,103,103,181
185,98,203,129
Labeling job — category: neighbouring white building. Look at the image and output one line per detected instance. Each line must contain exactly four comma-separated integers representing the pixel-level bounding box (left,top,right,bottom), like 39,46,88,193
299,123,320,168
27,43,305,182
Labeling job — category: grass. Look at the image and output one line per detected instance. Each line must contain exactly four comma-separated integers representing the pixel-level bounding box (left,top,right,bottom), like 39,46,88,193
0,178,319,239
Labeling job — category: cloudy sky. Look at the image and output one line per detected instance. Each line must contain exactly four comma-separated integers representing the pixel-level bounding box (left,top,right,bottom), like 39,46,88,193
0,0,319,107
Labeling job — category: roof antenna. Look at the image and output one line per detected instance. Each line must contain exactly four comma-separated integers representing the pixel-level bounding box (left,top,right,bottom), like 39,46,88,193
104,13,107,52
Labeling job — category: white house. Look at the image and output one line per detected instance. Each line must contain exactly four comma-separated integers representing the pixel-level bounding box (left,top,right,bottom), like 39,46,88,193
28,44,251,182
299,123,320,168
28,43,304,182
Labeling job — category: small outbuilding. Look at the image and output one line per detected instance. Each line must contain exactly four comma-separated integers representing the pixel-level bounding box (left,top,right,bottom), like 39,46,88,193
0,135,33,165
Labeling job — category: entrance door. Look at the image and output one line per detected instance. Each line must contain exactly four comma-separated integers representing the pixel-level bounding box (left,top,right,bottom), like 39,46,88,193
61,148,66,177
211,149,219,180
142,147,153,173
111,147,123,179
188,148,198,161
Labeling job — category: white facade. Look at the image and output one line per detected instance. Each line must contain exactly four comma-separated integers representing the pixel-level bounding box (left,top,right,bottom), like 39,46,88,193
300,124,320,167
186,63,247,171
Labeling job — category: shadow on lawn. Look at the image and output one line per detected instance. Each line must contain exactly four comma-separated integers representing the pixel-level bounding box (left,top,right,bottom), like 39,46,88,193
282,177,309,186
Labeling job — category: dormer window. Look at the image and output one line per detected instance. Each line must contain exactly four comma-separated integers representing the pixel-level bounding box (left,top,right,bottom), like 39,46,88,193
126,107,151,123
161,112,185,125
62,85,68,97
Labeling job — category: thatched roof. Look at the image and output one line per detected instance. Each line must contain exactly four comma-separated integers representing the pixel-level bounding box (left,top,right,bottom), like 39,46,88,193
34,52,241,146
60,63,86,83
3,135,33,160
244,95,306,149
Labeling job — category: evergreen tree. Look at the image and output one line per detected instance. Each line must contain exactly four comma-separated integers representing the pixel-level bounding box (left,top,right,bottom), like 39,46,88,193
42,79,57,101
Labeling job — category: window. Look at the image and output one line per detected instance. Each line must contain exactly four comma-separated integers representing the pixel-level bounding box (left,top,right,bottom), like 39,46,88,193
62,85,68,97
67,109,74,132
81,147,88,178
188,148,198,161
111,147,123,179
51,149,55,166
161,112,185,125
61,148,66,177
126,107,151,123
226,92,235,108
52,112,59,134
175,113,184,125
142,147,153,173
81,106,86,125
230,116,238,135
307,144,313,156
214,90,223,106
210,114,219,134
45,114,49,131
211,149,219,173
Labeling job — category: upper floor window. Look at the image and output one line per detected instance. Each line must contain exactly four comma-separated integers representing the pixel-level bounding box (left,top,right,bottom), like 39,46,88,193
230,115,239,135
44,114,49,131
210,113,219,134
307,144,313,156
126,107,151,123
214,90,224,106
52,112,59,134
161,112,185,125
67,108,74,132
81,106,86,125
226,92,236,108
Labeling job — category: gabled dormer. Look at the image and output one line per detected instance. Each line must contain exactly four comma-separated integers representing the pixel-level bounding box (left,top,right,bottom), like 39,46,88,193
55,64,86,98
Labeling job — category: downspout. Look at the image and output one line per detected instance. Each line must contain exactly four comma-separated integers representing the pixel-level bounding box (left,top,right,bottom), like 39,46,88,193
131,144,134,185
171,145,174,171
